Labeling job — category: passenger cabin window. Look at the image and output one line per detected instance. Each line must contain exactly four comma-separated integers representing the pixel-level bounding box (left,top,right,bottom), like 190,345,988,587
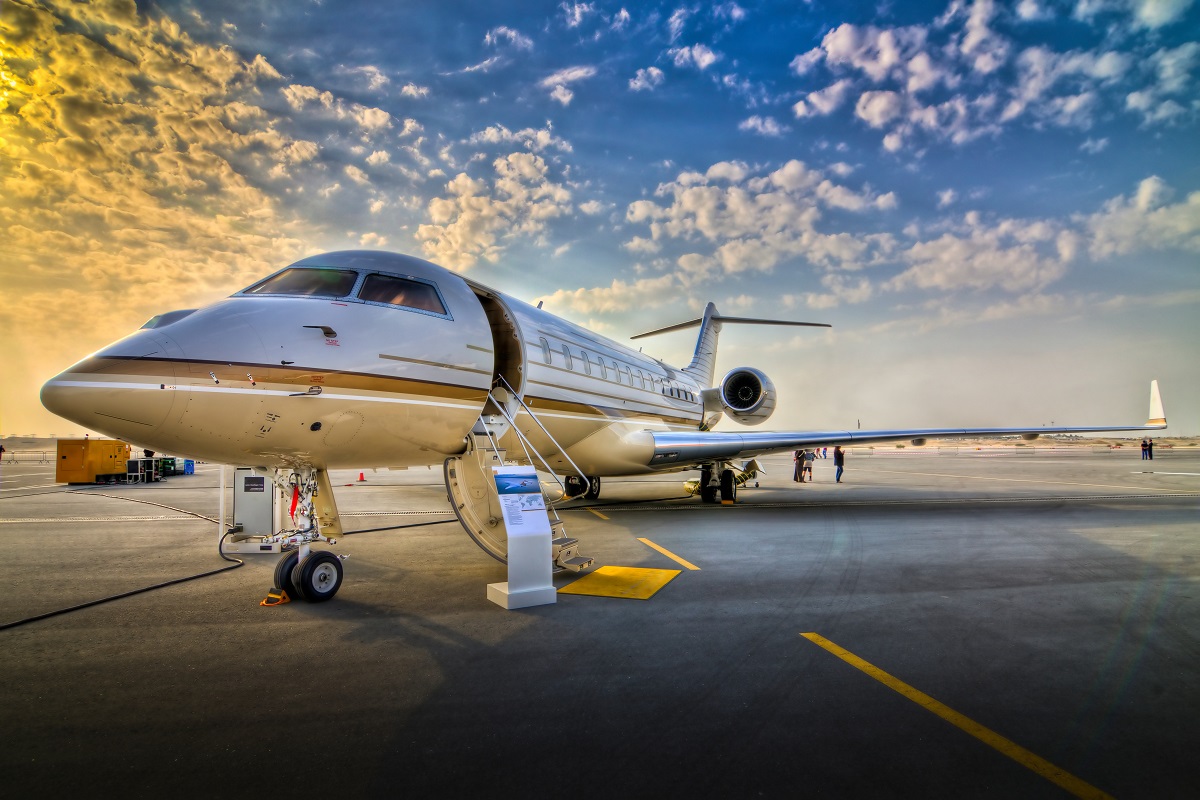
245,268,358,298
581,351,592,375
598,359,607,380
539,337,551,364
358,273,447,315
562,345,573,370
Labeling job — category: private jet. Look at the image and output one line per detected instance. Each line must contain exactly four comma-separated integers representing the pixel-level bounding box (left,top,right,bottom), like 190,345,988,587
41,250,1167,602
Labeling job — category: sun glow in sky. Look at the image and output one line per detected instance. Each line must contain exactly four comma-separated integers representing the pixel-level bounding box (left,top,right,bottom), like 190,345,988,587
2,0,1198,437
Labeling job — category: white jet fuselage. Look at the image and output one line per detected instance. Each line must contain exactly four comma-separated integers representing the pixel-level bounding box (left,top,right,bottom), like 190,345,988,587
41,251,705,475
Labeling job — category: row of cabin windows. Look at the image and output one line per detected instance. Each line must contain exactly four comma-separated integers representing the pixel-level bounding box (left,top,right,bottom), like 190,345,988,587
539,337,695,402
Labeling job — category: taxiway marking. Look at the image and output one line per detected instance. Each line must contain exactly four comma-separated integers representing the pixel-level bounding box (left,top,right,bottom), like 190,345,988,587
586,508,610,520
860,467,1180,493
1133,471,1200,476
801,633,1113,800
637,538,700,571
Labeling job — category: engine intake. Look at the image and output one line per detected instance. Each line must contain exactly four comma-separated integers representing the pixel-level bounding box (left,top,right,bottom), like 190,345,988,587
719,367,777,425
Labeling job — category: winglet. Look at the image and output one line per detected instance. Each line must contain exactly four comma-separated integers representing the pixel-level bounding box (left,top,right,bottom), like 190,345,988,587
1147,379,1166,427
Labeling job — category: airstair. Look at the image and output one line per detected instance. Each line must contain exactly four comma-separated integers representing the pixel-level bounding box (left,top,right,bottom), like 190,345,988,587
444,377,593,573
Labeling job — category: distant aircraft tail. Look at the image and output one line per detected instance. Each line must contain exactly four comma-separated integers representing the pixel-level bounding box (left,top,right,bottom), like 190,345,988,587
631,304,831,387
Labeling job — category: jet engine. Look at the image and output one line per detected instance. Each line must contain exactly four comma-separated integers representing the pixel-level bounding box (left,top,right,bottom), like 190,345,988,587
719,367,777,425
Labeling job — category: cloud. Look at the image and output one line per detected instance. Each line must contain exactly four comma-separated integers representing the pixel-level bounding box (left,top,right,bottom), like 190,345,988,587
738,116,789,136
560,2,596,28
536,273,679,314
1084,176,1200,258
888,212,1071,293
793,80,854,117
484,26,533,50
416,153,573,270
629,66,665,91
347,65,390,90
855,91,905,128
1123,43,1200,126
469,123,573,153
402,83,431,98
668,44,721,70
540,65,597,105
937,189,958,207
624,160,897,275
352,105,392,132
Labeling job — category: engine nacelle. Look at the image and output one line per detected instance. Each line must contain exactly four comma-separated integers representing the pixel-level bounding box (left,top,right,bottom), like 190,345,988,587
719,367,777,425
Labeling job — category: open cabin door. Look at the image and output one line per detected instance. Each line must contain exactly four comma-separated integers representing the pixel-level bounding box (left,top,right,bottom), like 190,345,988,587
471,288,525,407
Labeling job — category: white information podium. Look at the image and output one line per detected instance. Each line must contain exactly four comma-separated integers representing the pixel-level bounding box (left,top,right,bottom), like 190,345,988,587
486,466,557,609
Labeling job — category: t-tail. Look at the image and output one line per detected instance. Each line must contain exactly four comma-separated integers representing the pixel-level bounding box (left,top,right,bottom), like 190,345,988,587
632,303,831,388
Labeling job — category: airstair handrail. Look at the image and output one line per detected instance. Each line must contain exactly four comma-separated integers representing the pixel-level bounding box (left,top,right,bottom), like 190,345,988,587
490,375,592,499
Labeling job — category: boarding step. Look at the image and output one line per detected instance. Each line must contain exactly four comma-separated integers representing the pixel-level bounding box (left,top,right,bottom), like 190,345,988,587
553,536,593,572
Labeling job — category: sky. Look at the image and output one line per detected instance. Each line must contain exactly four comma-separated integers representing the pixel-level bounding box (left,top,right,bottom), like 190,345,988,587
2,0,1198,439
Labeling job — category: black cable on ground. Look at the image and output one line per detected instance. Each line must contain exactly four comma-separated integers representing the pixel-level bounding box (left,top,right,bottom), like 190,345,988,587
342,518,458,535
0,532,244,632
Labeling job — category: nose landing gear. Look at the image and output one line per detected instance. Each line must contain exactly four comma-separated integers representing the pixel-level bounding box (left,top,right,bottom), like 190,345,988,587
265,468,345,603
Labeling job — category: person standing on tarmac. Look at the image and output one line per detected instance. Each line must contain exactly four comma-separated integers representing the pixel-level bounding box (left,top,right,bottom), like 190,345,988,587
834,446,845,483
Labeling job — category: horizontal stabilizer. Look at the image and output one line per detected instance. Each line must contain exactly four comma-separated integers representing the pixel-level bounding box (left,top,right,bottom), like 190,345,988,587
632,314,830,340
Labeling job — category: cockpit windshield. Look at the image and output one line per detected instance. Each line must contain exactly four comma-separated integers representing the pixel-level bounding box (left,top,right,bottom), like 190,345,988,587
243,268,358,298
357,273,446,315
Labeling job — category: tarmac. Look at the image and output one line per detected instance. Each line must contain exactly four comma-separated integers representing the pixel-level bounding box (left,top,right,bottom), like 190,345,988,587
1,447,1198,798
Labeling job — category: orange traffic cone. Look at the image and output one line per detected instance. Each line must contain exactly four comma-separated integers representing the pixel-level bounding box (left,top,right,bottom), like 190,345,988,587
357,472,366,482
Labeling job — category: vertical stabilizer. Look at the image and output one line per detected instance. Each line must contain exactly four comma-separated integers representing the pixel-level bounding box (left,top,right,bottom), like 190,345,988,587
681,303,722,387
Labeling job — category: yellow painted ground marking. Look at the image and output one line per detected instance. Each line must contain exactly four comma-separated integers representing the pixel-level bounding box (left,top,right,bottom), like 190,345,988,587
585,507,609,520
558,565,680,599
800,633,1114,800
637,538,701,571
860,466,1179,494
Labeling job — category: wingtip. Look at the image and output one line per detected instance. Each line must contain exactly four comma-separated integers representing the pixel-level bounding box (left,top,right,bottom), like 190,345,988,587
1147,379,1167,427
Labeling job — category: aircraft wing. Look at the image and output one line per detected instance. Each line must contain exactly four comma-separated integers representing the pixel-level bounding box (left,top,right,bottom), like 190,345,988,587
647,381,1167,467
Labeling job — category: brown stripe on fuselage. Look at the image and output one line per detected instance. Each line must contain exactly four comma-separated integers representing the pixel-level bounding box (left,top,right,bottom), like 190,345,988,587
66,356,489,401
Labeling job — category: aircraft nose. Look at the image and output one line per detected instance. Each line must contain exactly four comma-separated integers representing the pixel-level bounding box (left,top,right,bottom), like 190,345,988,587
40,333,181,438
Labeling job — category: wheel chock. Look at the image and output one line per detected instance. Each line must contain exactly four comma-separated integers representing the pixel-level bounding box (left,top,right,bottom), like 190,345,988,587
260,587,291,606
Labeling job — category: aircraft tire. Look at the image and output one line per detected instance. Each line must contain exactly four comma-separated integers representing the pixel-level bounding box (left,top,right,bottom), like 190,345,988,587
292,551,343,603
720,469,736,503
274,550,301,600
583,476,601,501
700,465,718,503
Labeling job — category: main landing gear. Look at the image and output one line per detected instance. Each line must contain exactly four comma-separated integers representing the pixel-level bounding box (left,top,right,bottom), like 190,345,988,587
698,464,736,504
563,474,601,500
267,469,345,603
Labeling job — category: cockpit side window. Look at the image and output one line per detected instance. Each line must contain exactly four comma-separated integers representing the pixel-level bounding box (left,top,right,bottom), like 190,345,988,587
358,273,448,316
244,268,358,298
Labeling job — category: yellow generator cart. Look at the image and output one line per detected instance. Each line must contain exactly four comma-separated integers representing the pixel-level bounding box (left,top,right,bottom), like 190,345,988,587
55,439,131,484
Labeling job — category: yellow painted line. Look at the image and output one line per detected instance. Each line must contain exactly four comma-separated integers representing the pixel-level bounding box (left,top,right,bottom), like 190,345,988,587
637,538,701,571
585,507,609,520
800,633,1113,800
860,467,1180,493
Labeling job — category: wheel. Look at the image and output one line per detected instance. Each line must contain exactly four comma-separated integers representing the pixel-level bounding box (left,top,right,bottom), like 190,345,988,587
583,476,601,501
274,550,301,599
291,551,343,603
699,465,718,503
720,469,736,503
563,475,587,498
